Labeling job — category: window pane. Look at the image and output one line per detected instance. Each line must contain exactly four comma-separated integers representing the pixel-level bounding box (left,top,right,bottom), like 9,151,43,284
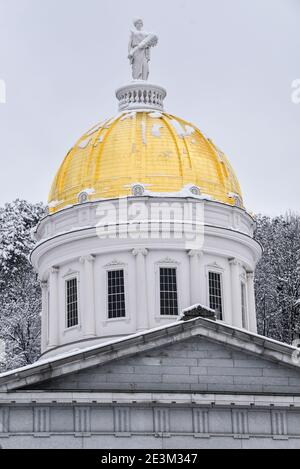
209,272,223,320
160,268,178,316
66,278,79,328
108,270,126,319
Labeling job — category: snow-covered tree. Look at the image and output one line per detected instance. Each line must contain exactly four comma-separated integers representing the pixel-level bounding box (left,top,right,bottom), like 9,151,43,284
254,213,300,344
0,200,45,371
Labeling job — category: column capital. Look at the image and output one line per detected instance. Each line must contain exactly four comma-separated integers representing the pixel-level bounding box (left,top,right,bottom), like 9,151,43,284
51,267,59,275
80,254,95,264
188,249,203,258
246,271,255,280
229,258,241,267
132,248,149,257
40,280,48,290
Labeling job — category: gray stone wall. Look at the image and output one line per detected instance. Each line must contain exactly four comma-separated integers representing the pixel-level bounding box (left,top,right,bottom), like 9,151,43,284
2,335,300,448
34,338,300,394
1,403,300,449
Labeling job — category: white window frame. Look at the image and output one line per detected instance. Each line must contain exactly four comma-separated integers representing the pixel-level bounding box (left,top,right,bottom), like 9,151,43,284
104,262,129,323
206,265,225,321
64,273,81,331
155,260,181,319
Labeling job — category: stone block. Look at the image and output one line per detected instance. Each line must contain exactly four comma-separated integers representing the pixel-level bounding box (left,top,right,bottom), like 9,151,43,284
162,375,198,384
207,367,262,377
133,365,190,375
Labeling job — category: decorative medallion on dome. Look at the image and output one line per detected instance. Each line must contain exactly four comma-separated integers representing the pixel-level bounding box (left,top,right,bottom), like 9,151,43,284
228,192,243,208
190,186,202,197
132,184,146,197
78,188,95,205
78,192,89,204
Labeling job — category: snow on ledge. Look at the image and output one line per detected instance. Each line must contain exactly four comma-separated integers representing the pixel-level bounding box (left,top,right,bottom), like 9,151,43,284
179,304,216,320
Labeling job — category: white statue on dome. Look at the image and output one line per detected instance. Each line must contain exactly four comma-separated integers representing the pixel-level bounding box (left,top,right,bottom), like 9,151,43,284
128,19,158,81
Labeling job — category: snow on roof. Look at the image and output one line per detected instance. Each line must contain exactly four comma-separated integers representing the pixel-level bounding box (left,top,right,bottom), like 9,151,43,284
94,135,104,147
86,122,104,136
149,112,163,119
120,112,137,121
78,137,92,149
170,119,186,137
151,124,163,137
141,120,147,145
79,188,96,196
0,319,186,379
181,304,216,315
48,200,62,209
0,315,299,383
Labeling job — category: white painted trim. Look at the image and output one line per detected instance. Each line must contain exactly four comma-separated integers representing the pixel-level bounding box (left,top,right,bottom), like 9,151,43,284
47,289,50,346
0,392,300,408
240,280,249,330
64,272,81,331
104,263,130,323
205,265,225,322
62,268,80,279
155,261,181,319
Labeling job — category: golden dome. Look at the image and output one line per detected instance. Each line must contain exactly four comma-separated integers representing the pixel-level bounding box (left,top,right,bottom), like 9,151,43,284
48,111,243,214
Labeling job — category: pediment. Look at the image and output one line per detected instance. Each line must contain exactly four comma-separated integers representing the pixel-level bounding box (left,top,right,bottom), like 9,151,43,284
28,336,300,395
1,318,298,396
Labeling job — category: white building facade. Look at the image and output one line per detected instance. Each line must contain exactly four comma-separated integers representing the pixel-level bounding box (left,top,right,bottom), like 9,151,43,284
2,25,300,449
32,194,261,359
30,73,262,359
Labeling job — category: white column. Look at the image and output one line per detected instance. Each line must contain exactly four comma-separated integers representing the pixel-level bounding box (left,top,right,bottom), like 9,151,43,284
188,250,203,306
40,280,48,352
229,259,242,328
132,248,149,332
247,272,257,333
48,267,59,348
80,255,96,337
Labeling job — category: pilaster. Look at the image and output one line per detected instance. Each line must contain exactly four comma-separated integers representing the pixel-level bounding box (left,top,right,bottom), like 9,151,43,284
132,248,149,332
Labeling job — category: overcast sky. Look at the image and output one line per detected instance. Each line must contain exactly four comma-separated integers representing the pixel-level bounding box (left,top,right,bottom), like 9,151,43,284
0,0,299,215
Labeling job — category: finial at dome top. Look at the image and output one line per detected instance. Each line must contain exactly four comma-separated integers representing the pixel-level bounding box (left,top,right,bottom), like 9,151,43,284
116,20,165,112
128,19,159,81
